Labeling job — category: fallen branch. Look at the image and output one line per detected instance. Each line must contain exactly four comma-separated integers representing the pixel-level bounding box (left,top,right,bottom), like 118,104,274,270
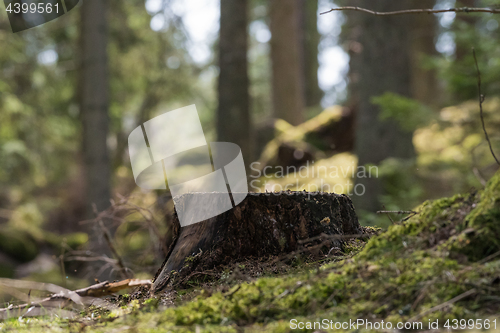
320,6,500,16
473,48,500,166
0,278,84,305
71,279,151,297
0,278,151,320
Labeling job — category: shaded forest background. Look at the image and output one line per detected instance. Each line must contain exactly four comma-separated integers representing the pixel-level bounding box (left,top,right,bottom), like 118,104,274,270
0,0,499,288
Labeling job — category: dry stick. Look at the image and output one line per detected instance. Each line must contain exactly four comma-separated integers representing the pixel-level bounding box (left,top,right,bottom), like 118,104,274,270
0,279,152,319
0,278,84,304
73,279,151,297
320,6,500,16
473,48,500,166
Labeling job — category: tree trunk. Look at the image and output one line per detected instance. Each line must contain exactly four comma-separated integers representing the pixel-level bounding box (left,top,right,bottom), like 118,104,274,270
80,0,111,218
152,192,362,292
270,0,305,126
346,0,415,213
80,0,112,279
217,0,252,165
299,0,322,108
410,0,441,107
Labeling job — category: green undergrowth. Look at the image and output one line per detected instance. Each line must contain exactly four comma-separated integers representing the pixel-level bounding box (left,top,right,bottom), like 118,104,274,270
2,171,500,332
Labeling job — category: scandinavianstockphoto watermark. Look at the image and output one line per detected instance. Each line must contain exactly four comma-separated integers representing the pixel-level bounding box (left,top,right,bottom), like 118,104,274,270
128,105,249,228
128,105,378,227
249,161,379,197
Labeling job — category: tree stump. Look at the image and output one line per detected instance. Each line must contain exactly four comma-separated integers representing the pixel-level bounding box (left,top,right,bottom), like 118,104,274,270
152,191,362,292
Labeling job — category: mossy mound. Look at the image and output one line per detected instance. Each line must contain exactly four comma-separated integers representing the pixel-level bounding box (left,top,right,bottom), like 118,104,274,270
2,171,500,332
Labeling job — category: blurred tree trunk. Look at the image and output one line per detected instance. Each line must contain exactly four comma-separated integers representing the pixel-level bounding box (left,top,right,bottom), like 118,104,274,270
217,0,252,164
270,0,304,125
347,0,415,212
80,0,113,280
80,0,111,219
455,0,478,61
410,0,441,107
299,0,322,108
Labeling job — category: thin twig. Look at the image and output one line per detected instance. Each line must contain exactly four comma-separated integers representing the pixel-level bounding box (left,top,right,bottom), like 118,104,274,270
473,48,500,166
321,289,339,309
98,219,131,279
377,210,419,223
401,211,418,222
376,210,417,215
477,250,500,265
320,6,500,16
224,285,241,298
64,255,118,264
297,233,368,245
409,288,476,321
381,205,394,224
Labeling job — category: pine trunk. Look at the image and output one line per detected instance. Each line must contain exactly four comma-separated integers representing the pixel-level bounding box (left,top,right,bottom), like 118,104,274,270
80,0,112,279
346,0,415,212
300,0,322,108
410,0,441,107
270,0,305,125
217,0,252,164
80,0,111,217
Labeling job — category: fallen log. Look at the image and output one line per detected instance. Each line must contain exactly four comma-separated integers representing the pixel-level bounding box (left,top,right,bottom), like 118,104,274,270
152,191,362,292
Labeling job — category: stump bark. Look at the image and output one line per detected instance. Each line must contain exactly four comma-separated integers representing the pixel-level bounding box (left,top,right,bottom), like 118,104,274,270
152,191,361,292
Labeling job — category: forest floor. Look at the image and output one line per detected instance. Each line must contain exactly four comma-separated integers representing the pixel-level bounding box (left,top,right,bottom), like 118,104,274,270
1,171,500,332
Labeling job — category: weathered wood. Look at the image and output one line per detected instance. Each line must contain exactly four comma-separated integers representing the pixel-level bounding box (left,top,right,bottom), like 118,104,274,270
152,192,361,292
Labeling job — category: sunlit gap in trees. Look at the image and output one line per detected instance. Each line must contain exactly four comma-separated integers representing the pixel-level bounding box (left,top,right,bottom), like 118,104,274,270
435,0,457,56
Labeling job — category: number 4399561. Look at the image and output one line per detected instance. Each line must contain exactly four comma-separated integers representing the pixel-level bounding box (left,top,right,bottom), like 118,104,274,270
444,319,496,330
6,2,60,14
